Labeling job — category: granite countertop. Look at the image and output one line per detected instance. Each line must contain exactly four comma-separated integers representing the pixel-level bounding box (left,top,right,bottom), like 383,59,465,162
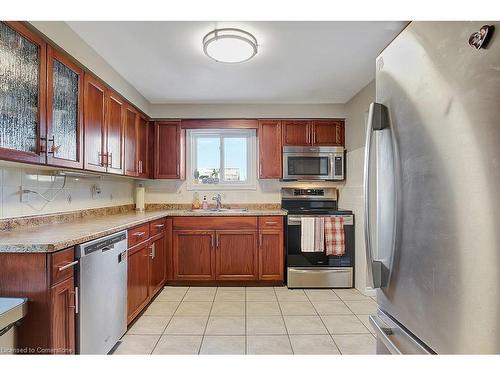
0,209,287,253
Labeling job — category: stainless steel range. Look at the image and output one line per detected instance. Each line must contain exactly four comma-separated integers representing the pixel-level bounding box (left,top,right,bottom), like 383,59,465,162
282,187,354,288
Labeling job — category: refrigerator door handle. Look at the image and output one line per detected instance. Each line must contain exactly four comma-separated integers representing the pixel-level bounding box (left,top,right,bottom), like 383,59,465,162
364,102,393,288
370,310,432,355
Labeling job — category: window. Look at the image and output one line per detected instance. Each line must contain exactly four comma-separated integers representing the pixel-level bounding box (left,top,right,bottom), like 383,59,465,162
187,129,257,190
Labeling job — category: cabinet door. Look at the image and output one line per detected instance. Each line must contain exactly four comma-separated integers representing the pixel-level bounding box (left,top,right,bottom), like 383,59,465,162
105,91,125,174
258,120,282,179
149,233,166,296
259,231,284,281
46,46,83,169
50,277,76,354
124,105,138,177
137,116,149,178
216,230,258,281
165,218,174,281
173,230,214,280
312,120,345,146
127,242,150,323
282,120,312,146
154,121,185,179
0,21,46,164
83,74,106,172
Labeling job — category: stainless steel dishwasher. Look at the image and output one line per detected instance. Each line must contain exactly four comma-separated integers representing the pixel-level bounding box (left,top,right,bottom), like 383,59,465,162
75,230,128,354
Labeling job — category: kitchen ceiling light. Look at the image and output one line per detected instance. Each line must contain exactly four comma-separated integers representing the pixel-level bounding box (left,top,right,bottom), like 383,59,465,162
203,28,258,63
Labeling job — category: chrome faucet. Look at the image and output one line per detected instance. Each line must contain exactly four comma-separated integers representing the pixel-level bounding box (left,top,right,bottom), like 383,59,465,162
212,194,222,210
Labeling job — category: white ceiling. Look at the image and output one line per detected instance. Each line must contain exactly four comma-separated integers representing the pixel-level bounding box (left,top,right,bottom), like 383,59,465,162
66,21,406,104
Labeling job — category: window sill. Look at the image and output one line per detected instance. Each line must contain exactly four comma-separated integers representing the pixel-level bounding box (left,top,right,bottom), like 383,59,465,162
186,183,257,191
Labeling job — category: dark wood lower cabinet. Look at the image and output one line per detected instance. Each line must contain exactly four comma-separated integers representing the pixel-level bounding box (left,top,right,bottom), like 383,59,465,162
216,231,258,281
127,241,150,323
173,230,215,281
149,232,167,296
0,249,77,354
171,217,284,283
259,231,284,281
50,277,76,354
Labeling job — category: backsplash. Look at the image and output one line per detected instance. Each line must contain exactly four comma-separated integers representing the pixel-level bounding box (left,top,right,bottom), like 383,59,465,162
0,163,135,219
140,179,345,205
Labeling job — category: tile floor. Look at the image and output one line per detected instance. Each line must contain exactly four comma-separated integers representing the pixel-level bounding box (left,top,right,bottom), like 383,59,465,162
114,286,377,355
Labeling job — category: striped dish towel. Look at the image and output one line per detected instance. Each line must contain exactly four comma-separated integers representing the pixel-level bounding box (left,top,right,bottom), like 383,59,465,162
314,217,325,252
325,216,345,256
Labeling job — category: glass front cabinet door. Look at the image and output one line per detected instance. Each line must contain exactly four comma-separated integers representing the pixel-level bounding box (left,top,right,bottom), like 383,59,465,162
46,46,84,168
0,21,46,164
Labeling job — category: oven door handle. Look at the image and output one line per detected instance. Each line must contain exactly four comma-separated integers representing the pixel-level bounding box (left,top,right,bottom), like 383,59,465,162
288,215,353,226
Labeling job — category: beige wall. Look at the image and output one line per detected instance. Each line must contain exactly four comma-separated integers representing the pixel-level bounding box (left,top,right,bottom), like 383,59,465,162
29,21,150,114
148,103,346,119
345,80,375,151
341,79,375,295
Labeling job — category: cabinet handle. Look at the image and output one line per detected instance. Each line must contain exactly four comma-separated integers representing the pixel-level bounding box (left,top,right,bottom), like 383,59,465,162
58,260,78,272
216,234,219,249
133,231,146,237
264,221,278,226
154,224,165,228
69,286,79,314
149,244,155,259
211,235,215,249
47,136,61,154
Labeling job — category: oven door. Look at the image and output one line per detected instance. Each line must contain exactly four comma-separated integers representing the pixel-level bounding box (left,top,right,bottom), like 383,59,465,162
283,152,333,180
286,215,354,267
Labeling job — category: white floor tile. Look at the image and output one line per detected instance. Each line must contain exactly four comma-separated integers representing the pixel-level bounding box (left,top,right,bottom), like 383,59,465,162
289,335,340,355
152,335,202,354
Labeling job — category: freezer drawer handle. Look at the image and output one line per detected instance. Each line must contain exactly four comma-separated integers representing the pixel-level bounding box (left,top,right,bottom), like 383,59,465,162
369,315,402,354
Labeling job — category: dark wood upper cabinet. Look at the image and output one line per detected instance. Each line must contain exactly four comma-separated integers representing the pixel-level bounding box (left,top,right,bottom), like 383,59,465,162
173,230,214,281
258,120,282,179
312,120,345,146
124,105,139,177
83,74,107,172
282,120,312,146
0,21,46,164
105,91,125,175
46,46,84,169
216,230,258,281
137,116,149,178
154,121,185,179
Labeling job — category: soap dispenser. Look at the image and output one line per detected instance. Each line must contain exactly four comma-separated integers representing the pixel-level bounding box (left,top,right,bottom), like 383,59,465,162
202,195,208,210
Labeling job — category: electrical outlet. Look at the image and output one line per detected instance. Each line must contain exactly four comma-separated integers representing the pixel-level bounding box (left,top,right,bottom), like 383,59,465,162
91,184,102,198
20,186,29,203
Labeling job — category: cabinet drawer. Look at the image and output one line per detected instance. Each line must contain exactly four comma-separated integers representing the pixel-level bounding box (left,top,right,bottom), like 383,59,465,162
258,216,283,230
173,216,257,230
128,223,150,247
149,218,167,236
50,247,76,286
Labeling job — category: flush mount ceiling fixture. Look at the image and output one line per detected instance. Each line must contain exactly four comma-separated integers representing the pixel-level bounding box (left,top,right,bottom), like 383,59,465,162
203,28,258,63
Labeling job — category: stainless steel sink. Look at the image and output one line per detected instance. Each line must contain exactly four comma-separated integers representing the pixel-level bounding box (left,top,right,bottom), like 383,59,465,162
186,208,249,213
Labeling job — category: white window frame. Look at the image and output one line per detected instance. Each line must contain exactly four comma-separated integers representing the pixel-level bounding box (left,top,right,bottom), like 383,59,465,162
186,128,257,191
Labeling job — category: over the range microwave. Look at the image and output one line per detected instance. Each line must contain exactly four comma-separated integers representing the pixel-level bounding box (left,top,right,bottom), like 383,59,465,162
282,146,345,181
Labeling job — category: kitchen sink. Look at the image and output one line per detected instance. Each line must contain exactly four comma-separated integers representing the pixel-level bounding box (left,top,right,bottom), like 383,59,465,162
186,208,249,213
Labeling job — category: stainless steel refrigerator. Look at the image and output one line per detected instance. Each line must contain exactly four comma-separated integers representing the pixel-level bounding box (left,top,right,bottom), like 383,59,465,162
364,21,500,354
